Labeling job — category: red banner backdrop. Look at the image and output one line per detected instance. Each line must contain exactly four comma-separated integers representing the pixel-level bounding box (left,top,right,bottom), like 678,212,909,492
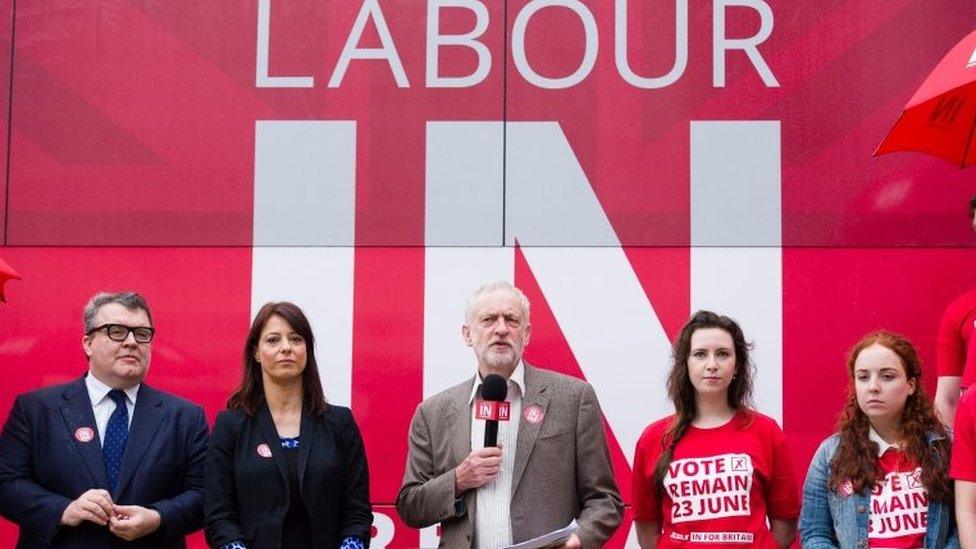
1,1,975,547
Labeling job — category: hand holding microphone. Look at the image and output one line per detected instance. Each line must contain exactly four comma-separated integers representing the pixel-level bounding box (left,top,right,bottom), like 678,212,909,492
455,447,502,493
455,374,509,493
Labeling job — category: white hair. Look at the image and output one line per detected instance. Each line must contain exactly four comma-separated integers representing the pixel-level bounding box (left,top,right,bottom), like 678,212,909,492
464,281,531,324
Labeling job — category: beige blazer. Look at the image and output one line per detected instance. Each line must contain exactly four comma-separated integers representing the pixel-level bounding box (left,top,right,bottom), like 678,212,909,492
396,364,623,548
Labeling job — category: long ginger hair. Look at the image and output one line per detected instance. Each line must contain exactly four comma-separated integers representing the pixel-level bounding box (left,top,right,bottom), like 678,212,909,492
827,331,951,502
652,310,755,495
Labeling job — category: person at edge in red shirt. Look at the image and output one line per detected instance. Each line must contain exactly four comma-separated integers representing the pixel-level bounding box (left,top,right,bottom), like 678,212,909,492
632,310,799,548
801,331,957,548
933,196,976,425
951,378,976,545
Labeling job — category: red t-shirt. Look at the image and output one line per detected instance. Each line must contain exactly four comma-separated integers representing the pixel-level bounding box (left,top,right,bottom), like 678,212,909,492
632,411,800,548
965,334,976,389
937,286,976,386
867,449,927,548
951,388,976,481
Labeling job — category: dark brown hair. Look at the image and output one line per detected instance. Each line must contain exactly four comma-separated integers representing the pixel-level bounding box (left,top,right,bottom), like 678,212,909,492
226,302,327,416
652,310,754,495
83,291,153,333
827,331,951,502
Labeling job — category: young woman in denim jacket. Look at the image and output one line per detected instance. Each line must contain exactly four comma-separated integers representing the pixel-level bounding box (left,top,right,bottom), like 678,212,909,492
799,331,958,548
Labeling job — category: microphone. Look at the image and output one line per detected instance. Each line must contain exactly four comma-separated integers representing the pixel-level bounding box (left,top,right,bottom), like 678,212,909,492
481,374,508,447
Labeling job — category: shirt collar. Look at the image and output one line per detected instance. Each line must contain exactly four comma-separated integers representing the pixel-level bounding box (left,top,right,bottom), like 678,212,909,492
86,372,139,407
868,427,900,457
468,362,525,405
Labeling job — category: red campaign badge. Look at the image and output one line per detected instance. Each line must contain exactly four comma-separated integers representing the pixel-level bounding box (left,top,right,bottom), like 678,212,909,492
74,427,95,443
256,443,273,458
523,405,545,424
475,400,511,421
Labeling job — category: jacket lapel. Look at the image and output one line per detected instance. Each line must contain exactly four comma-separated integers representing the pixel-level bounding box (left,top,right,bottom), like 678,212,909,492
296,406,315,490
256,403,290,488
114,384,167,498
59,377,109,489
449,378,475,467
512,365,550,493
449,378,477,533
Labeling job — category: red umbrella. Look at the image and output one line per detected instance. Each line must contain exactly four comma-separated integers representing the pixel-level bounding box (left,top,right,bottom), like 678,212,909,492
0,254,21,302
876,27,976,167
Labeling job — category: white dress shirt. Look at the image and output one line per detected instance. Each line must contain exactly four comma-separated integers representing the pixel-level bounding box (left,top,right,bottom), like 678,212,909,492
85,373,138,447
468,363,524,549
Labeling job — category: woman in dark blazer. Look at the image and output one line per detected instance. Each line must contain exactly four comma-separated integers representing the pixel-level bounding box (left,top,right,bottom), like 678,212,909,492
205,302,372,549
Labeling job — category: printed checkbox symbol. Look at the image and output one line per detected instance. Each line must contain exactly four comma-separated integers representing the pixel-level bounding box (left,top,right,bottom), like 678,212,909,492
731,457,747,471
906,472,922,489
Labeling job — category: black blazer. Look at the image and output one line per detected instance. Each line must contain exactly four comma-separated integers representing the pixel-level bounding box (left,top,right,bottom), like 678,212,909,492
0,377,208,548
204,403,372,548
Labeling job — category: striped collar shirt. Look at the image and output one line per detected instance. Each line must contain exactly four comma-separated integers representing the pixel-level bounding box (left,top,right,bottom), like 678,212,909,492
85,373,138,447
468,363,524,549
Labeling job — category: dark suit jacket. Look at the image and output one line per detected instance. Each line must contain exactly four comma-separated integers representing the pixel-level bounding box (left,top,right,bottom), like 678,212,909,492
204,403,372,548
396,364,623,548
0,376,209,548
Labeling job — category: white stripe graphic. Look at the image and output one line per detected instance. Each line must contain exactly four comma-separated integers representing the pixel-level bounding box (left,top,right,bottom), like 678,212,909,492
251,247,356,407
691,121,783,423
519,246,674,458
423,248,514,398
254,121,356,246
426,122,504,246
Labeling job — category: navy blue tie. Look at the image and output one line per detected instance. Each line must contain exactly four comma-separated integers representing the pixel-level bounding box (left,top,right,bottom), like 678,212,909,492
103,389,129,492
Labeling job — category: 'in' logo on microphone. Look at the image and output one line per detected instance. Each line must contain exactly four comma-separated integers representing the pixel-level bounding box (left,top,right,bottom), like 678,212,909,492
475,400,511,421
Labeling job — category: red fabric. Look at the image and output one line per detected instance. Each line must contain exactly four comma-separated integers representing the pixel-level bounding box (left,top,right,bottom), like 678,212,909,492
951,389,976,482
907,27,976,108
963,328,976,389
876,28,976,167
0,254,20,302
632,411,800,548
867,449,927,548
876,80,976,167
936,287,976,384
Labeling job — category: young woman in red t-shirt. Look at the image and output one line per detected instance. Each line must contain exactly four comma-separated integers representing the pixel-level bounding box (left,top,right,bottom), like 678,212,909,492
799,331,957,548
632,310,800,548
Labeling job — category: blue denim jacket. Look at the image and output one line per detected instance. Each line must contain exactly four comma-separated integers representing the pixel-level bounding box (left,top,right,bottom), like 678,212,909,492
799,433,958,548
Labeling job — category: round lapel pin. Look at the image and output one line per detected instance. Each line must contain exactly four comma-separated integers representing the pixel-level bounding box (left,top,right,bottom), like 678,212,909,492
74,427,95,443
256,443,273,458
523,405,545,424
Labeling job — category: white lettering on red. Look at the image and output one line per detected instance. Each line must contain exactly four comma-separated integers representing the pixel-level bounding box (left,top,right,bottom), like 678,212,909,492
665,453,753,523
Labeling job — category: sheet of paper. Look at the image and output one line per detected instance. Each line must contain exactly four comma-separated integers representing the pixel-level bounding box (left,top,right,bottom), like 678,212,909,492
503,519,578,549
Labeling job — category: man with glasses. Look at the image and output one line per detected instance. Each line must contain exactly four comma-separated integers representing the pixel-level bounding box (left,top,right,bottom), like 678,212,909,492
0,291,208,547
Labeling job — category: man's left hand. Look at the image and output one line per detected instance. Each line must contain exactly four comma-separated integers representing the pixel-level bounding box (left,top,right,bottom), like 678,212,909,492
551,534,582,548
108,505,162,541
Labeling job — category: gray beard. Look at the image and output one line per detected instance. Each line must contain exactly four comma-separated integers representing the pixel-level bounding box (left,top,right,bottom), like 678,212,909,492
483,349,518,370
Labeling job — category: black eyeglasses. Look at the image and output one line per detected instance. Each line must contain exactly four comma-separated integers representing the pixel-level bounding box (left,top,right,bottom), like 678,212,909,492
87,324,155,343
